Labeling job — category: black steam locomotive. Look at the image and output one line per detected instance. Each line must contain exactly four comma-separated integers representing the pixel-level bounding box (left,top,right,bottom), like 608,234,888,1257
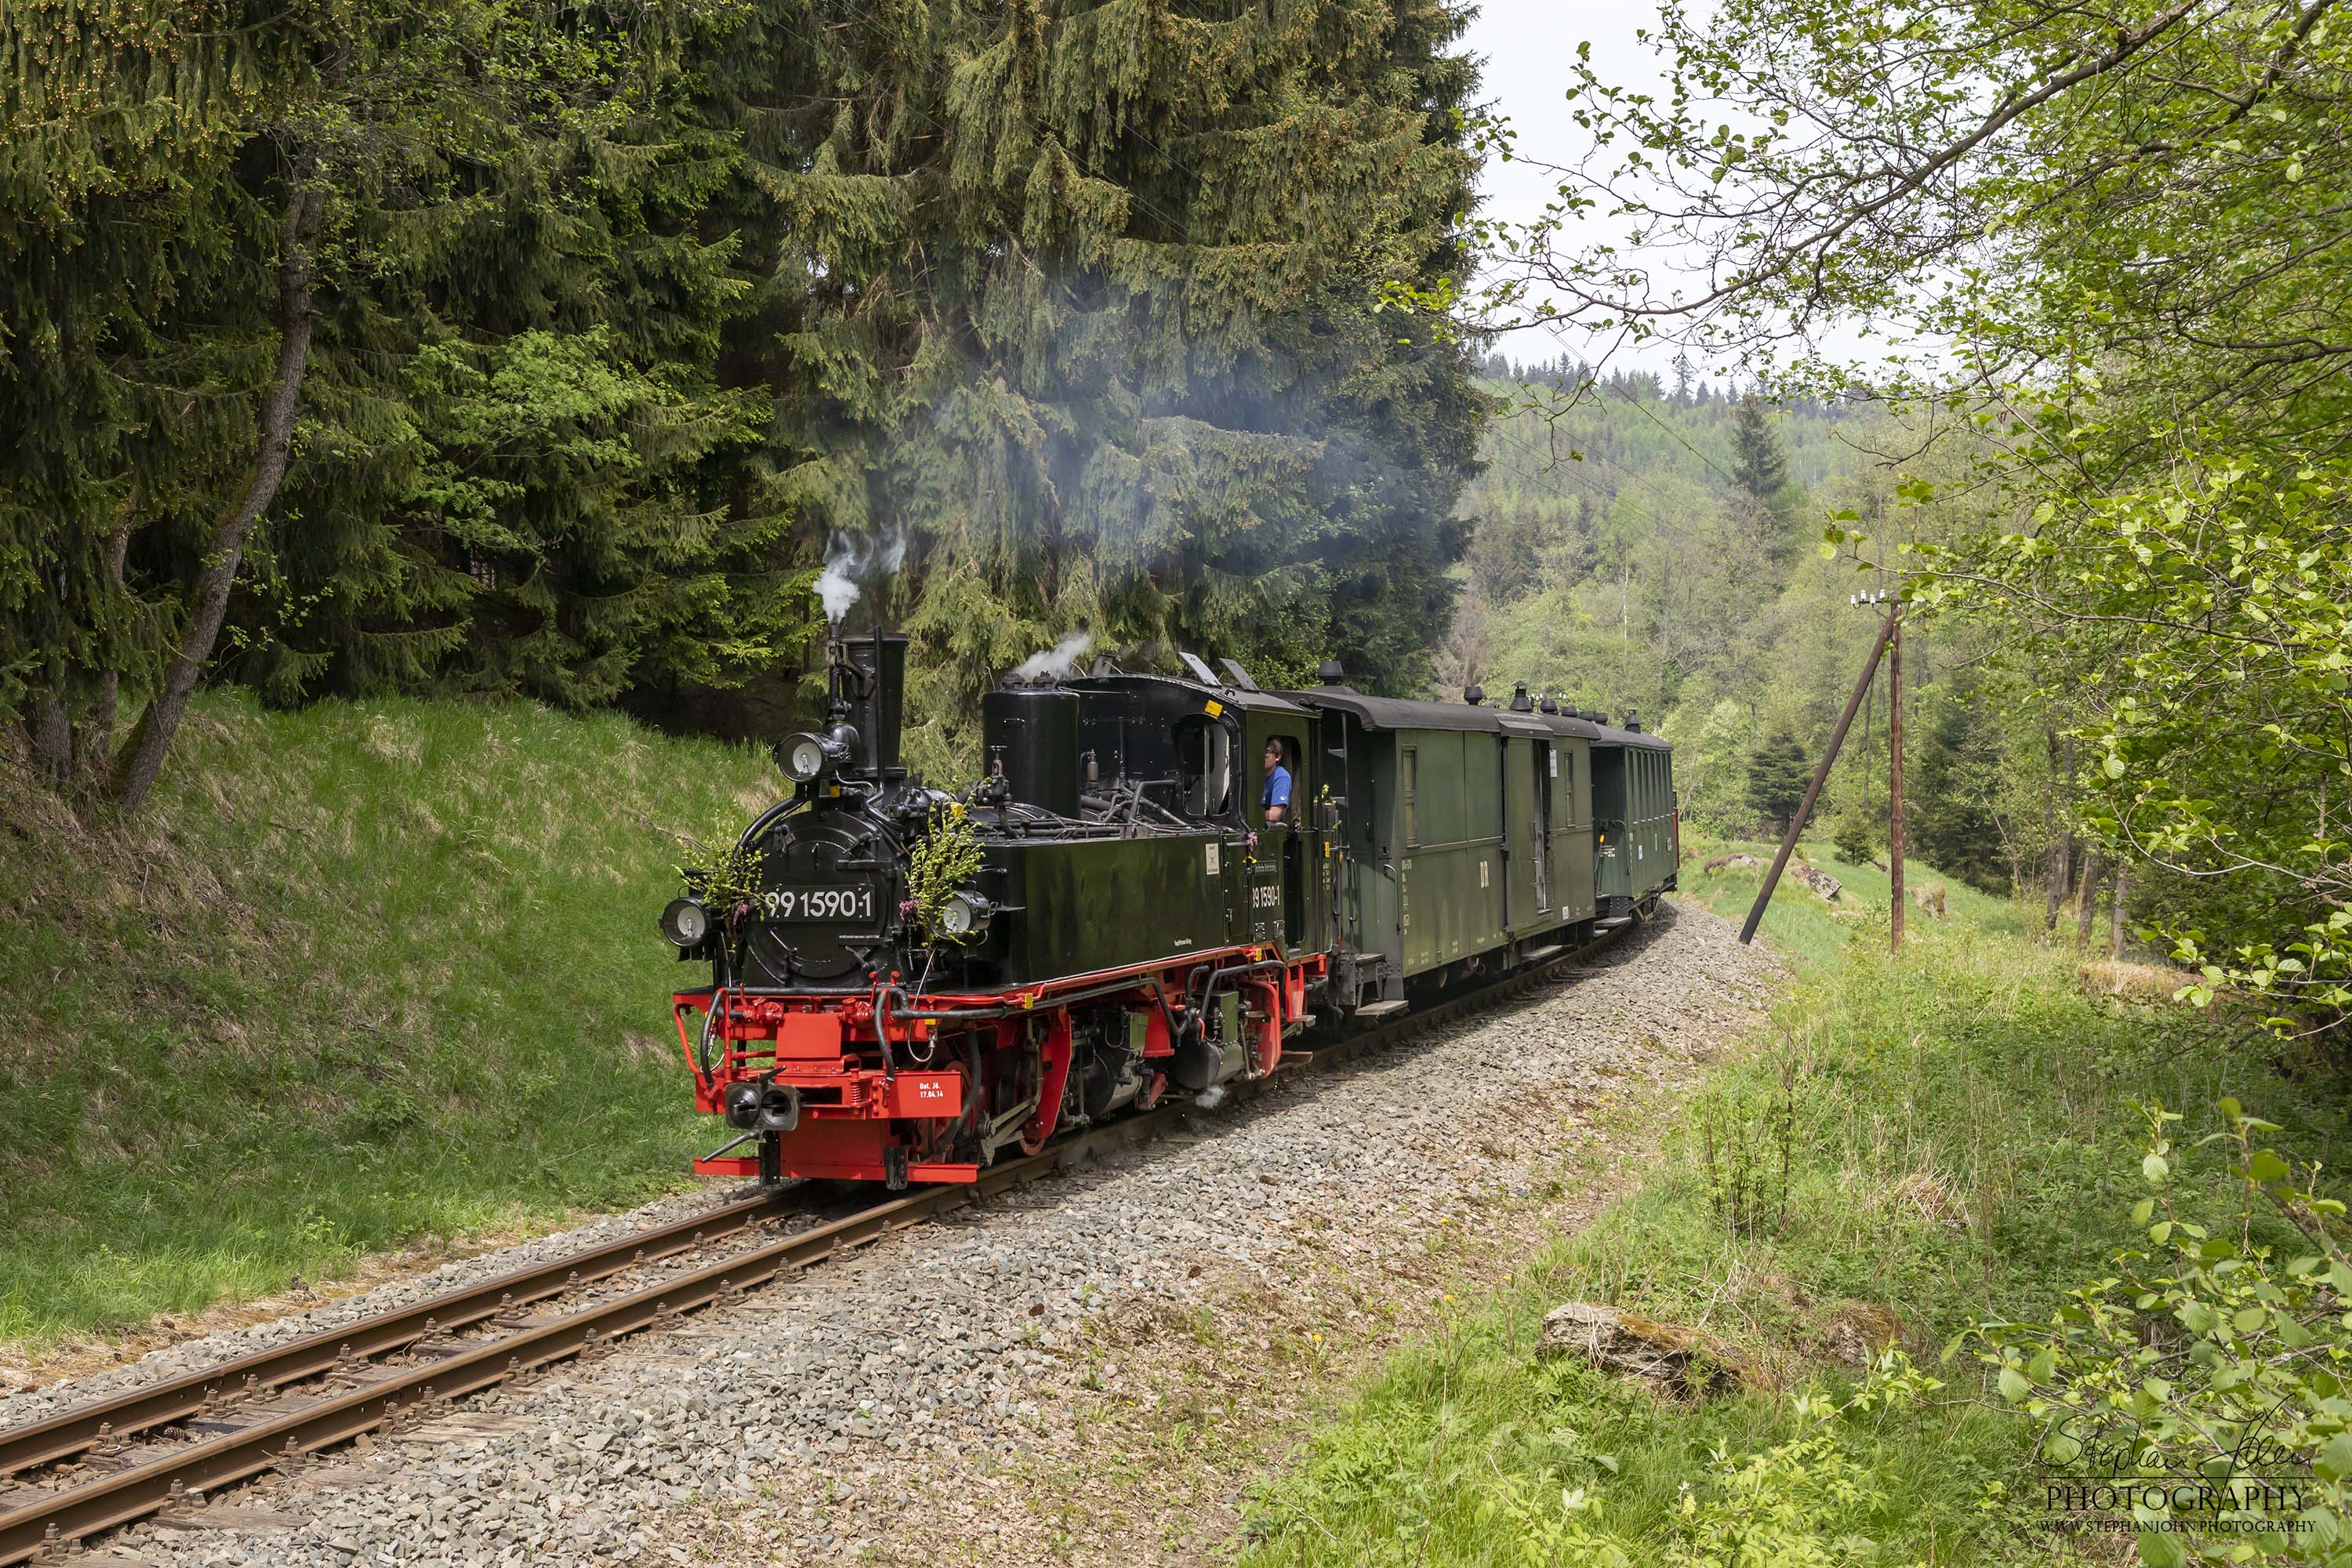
660,633,1676,1187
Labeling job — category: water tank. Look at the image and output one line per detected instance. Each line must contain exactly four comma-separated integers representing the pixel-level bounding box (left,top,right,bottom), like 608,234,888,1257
982,687,1081,817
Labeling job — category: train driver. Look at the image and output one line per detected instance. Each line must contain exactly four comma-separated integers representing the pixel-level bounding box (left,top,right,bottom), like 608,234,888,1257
1261,738,1292,826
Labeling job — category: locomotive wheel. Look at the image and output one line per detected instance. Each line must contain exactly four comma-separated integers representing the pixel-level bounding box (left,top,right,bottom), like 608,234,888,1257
1014,1041,1051,1155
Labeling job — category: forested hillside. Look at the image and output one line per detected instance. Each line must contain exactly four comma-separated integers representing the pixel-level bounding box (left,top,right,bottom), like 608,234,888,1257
1440,0,2352,1032
1443,365,2045,899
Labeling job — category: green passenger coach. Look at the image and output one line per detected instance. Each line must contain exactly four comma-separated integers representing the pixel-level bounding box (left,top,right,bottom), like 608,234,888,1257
1283,678,1675,1015
1589,717,1678,920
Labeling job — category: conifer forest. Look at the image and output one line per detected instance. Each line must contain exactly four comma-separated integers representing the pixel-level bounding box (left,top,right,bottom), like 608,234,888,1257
4,0,1484,799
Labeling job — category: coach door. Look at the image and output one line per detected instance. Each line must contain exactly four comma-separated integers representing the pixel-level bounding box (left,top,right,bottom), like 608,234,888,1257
1533,742,1553,912
1501,735,1534,934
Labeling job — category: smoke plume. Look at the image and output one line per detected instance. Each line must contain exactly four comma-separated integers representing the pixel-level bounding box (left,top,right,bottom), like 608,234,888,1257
813,524,909,623
1008,630,1094,683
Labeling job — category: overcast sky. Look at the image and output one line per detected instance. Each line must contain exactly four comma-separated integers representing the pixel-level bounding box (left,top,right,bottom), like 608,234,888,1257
1458,0,1904,387
1458,0,1699,379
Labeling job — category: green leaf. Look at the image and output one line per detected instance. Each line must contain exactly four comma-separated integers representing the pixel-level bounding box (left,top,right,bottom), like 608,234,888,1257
2143,1152,2169,1185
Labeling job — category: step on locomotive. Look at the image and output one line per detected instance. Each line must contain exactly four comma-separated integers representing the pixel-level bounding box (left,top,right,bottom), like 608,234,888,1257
659,633,1676,1188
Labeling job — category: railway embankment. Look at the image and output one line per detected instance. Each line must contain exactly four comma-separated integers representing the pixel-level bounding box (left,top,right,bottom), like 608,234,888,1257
1229,861,2352,1565
0,695,774,1371
4,904,1779,1565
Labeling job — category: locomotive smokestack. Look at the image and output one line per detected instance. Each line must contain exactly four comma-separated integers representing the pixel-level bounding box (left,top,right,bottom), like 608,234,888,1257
830,633,908,779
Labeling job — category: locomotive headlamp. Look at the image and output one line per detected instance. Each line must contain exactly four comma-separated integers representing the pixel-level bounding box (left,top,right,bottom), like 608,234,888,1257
781,732,831,783
659,898,712,949
938,891,992,937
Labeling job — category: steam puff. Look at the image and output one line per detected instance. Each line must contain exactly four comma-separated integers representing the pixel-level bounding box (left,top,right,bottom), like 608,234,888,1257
1192,1082,1227,1109
813,525,909,623
813,539,862,622
1008,631,1093,683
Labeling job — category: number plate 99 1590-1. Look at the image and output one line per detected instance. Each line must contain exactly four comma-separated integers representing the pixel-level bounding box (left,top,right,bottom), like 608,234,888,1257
759,887,876,921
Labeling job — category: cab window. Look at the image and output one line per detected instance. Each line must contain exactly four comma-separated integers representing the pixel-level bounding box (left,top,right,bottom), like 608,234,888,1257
1260,735,1300,824
1175,716,1232,818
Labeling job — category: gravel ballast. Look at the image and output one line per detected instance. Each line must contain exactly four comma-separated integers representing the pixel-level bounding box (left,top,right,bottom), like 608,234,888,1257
53,902,1782,1567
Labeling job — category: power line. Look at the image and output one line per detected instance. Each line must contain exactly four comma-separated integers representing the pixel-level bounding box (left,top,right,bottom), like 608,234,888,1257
1601,379,1742,489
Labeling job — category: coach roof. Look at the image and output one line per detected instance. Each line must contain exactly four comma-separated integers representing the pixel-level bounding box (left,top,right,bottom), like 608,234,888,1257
1288,684,1606,740
1588,720,1672,752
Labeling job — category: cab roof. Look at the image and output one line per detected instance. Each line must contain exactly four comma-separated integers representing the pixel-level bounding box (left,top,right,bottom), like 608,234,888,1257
1057,670,1311,717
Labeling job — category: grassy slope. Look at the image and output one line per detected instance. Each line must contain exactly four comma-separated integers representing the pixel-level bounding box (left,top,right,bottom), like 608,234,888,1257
0,694,775,1352
1686,834,2035,967
1241,844,2352,1564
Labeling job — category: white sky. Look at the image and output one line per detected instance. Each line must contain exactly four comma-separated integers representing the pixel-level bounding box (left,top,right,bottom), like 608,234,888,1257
1460,0,1699,378
1459,0,1899,386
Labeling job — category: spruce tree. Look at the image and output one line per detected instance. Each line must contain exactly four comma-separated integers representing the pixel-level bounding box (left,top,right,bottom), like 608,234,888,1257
4,0,727,808
237,42,784,714
1832,795,1876,866
677,0,1490,773
1907,700,2009,892
1729,395,1802,555
1730,399,1789,496
1744,728,1813,836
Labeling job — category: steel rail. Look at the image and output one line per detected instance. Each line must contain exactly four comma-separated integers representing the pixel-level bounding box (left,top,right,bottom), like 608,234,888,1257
0,908,1654,1566
0,1190,803,1481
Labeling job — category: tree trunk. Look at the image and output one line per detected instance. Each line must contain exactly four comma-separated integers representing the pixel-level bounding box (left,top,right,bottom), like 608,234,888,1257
2043,731,2074,935
2109,863,2129,956
88,517,134,773
29,690,73,785
2075,853,2104,946
109,188,314,818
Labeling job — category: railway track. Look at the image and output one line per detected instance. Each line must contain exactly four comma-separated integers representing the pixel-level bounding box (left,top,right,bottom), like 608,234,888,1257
0,910,1652,1565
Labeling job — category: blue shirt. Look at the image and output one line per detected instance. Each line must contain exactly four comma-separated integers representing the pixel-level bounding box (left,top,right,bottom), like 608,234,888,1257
1261,763,1292,815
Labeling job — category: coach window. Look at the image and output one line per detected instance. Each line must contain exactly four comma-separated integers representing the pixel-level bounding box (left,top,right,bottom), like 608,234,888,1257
1401,747,1419,846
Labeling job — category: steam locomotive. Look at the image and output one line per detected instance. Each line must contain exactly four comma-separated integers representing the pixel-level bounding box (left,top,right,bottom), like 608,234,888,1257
659,633,1676,1188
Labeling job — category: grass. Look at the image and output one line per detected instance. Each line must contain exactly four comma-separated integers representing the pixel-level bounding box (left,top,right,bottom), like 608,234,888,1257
1681,833,2034,968
1240,850,2352,1564
0,692,775,1354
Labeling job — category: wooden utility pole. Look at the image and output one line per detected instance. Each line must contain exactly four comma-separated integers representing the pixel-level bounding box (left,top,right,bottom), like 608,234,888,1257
1888,604,1904,953
1739,601,1898,946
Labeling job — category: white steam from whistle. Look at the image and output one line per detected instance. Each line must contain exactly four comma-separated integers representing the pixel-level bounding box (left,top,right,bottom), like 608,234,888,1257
1008,630,1094,683
813,524,909,623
